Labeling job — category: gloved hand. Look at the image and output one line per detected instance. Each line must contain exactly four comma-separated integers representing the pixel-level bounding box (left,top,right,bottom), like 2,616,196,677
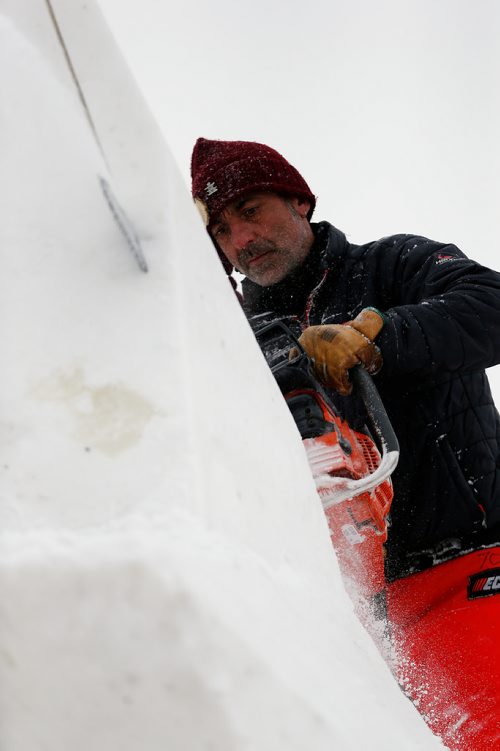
297,309,384,395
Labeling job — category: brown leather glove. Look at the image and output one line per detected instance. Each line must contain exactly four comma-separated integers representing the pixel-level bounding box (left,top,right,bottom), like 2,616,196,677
298,309,384,395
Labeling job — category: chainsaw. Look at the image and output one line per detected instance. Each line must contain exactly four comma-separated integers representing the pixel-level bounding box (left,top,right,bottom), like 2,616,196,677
253,316,400,600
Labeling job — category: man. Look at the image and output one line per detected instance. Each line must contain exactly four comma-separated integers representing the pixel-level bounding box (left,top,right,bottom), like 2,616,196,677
191,137,500,749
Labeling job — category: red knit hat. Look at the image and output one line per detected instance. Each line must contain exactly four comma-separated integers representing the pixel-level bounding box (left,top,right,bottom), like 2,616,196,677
191,137,316,226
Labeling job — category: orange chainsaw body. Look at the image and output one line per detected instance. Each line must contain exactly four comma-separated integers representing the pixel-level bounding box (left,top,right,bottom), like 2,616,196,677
286,388,393,599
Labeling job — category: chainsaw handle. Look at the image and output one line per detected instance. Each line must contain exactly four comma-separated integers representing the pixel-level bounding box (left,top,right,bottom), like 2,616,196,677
350,366,399,456
316,366,400,511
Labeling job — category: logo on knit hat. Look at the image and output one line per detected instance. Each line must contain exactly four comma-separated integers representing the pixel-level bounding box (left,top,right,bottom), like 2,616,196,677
204,181,218,197
468,567,500,599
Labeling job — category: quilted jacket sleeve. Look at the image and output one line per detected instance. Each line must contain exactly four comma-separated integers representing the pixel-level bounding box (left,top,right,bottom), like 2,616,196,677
375,236,500,377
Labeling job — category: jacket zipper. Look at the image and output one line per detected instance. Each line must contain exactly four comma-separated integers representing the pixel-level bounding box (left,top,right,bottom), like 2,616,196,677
302,269,330,328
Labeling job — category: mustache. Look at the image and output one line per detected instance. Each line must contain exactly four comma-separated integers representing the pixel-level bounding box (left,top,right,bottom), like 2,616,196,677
238,241,276,266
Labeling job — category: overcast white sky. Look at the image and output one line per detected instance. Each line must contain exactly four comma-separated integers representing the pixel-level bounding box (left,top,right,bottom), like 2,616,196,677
99,0,500,392
99,0,499,249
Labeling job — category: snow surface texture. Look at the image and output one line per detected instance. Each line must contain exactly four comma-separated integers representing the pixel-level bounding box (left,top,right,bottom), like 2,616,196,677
0,2,445,749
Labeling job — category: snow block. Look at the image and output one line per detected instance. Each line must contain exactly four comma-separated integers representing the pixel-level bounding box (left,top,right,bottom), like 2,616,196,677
0,3,444,749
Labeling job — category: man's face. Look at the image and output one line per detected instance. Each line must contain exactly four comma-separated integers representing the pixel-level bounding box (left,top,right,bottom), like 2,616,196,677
209,192,314,286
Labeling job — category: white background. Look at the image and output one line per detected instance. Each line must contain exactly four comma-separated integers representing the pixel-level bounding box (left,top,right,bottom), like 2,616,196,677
99,0,500,396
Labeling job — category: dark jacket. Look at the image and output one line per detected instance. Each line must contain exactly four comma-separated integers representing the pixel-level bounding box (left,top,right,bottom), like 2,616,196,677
242,222,500,579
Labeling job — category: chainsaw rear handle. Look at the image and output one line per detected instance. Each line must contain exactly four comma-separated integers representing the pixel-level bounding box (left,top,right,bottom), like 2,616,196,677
318,366,400,511
350,365,399,456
